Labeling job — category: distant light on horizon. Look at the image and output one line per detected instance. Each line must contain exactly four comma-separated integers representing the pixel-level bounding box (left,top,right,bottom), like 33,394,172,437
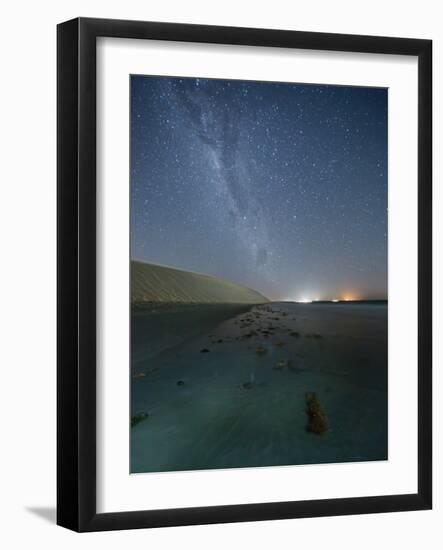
295,296,360,303
297,297,313,303
342,293,359,301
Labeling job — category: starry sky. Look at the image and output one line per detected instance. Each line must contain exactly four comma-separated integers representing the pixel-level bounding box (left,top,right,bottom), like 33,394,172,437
131,75,387,301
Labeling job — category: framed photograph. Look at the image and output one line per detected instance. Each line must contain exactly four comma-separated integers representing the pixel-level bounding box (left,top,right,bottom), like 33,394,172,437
57,17,432,531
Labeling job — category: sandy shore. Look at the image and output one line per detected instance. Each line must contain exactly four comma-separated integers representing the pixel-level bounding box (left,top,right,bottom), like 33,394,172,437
131,301,387,473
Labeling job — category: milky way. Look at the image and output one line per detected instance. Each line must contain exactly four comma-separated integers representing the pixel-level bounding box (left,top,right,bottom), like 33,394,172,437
131,76,387,301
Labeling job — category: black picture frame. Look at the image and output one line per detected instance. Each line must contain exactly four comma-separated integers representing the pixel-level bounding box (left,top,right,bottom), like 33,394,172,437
57,17,432,532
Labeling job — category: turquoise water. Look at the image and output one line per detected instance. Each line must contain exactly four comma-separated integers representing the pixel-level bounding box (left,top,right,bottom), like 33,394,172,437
130,302,387,473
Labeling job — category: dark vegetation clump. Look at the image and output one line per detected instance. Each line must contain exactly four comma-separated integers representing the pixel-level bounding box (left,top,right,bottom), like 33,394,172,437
305,392,329,434
131,412,149,428
177,380,185,386
200,348,210,353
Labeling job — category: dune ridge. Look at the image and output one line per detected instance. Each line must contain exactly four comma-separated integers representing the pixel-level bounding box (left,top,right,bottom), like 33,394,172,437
131,260,269,304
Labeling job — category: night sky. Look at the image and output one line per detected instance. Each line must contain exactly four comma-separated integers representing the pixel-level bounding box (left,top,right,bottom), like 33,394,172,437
131,75,387,301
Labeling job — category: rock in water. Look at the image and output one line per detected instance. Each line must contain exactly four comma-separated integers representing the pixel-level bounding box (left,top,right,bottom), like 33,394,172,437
273,359,290,370
305,392,329,434
131,412,149,428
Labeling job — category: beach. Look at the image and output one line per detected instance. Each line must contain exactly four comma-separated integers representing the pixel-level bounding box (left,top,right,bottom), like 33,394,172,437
131,301,387,473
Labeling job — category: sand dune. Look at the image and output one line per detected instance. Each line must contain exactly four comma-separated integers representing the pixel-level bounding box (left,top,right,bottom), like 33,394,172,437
131,261,269,304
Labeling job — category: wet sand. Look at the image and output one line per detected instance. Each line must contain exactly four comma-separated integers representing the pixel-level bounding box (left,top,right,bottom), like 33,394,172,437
131,302,387,473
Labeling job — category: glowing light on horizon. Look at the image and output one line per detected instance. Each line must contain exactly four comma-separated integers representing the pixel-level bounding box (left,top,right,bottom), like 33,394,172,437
342,293,359,302
297,297,313,303
295,295,358,303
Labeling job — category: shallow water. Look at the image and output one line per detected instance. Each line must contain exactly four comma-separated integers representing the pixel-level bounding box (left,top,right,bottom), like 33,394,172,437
130,302,387,473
